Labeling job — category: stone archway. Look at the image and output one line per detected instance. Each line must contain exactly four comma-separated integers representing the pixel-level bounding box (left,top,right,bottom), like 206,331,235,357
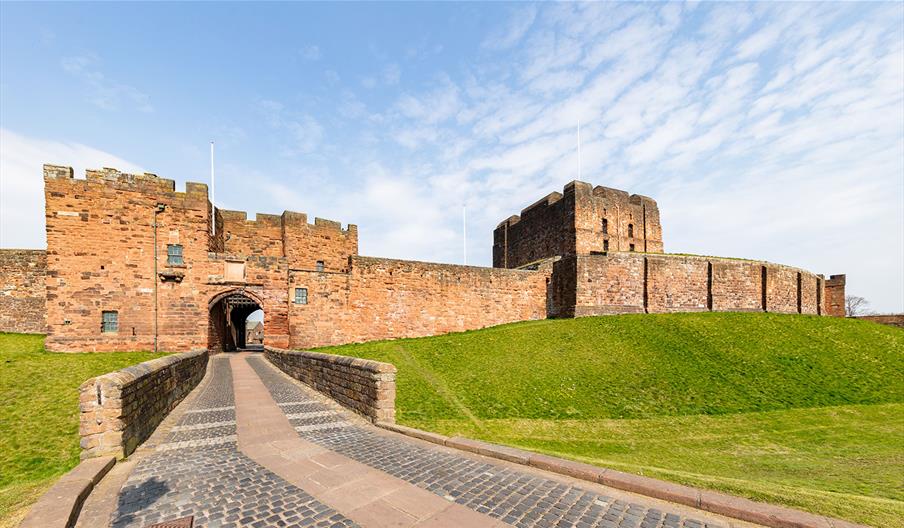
208,289,264,352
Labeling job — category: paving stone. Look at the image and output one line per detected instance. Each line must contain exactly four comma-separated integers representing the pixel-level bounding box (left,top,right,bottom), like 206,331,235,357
246,356,724,528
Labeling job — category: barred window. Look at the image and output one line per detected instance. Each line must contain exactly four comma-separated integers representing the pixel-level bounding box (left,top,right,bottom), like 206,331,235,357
102,311,118,333
603,240,609,252
294,288,308,305
602,218,608,234
316,260,325,272
167,244,183,265
627,223,634,238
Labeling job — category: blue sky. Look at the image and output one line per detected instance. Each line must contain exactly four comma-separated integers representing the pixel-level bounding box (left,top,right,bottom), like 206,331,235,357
1,2,902,313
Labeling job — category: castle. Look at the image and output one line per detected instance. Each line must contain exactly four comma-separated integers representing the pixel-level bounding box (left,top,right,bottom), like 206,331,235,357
0,165,846,352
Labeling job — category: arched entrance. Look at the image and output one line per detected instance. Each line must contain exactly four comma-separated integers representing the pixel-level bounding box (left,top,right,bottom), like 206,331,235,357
208,289,264,352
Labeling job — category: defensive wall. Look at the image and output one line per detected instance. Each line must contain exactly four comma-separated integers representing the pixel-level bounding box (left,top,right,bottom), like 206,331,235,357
549,253,825,317
0,166,848,350
0,249,46,333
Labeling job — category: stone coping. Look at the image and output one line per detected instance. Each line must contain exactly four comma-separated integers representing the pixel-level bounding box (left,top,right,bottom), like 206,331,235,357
79,349,208,459
265,346,396,374
92,349,207,387
18,456,115,528
375,422,867,528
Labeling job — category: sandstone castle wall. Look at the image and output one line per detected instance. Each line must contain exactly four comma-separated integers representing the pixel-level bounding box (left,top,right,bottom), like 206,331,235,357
559,254,823,317
0,166,845,352
494,181,663,269
0,249,47,333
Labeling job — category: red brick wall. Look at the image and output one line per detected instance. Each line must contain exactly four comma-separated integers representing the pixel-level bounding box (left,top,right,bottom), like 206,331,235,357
282,213,357,272
287,256,550,349
571,253,826,317
646,255,708,313
824,274,846,317
573,254,645,315
494,180,664,270
221,211,284,257
854,314,904,328
576,183,664,255
493,190,573,269
710,260,763,312
0,249,47,333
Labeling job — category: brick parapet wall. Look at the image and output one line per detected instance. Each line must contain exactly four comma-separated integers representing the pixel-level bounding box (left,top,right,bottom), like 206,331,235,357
265,346,396,422
287,256,550,349
78,349,208,459
571,253,826,316
0,249,47,333
824,274,846,317
854,314,904,328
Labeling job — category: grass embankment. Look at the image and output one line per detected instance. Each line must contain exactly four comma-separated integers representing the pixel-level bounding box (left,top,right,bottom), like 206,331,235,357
0,334,165,528
317,313,904,527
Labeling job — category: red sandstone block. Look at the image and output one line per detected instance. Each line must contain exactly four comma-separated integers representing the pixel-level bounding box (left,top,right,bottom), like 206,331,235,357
528,453,606,482
445,437,532,465
600,469,699,508
698,490,835,528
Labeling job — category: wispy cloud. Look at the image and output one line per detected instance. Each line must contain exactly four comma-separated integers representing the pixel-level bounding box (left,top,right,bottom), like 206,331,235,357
0,129,145,248
61,55,153,113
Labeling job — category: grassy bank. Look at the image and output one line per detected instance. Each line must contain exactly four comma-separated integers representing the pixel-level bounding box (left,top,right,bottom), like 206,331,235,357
317,313,904,527
0,333,165,528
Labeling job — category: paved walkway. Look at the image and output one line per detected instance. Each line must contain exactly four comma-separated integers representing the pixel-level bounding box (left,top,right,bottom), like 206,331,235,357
102,354,754,528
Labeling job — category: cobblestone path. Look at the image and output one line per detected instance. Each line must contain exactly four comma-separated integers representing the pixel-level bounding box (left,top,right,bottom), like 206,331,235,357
107,354,747,528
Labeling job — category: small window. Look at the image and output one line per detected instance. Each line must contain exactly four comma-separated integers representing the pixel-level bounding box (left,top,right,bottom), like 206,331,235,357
629,243,635,252
294,287,308,305
627,223,634,238
167,244,183,265
602,218,608,234
603,240,609,252
316,261,325,272
101,311,118,333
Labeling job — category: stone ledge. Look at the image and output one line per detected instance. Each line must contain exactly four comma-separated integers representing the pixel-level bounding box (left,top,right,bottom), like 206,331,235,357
265,346,396,422
19,456,115,528
374,422,868,528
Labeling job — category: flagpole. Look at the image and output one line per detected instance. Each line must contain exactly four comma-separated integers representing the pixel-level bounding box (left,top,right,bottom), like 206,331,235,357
210,141,215,237
463,204,467,265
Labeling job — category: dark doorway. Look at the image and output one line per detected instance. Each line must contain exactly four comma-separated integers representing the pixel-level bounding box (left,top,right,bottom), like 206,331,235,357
208,291,263,352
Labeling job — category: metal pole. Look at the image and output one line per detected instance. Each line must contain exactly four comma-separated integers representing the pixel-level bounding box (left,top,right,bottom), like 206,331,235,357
210,141,215,237
463,205,467,265
577,119,582,180
153,208,158,353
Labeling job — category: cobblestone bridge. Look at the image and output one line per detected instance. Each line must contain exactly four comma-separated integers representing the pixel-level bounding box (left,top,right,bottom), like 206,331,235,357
79,353,755,528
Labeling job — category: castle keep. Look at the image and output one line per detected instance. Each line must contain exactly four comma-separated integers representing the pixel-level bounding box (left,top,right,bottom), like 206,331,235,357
0,165,846,352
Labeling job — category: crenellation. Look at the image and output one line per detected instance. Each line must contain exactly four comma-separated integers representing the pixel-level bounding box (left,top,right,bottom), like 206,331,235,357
3,164,846,353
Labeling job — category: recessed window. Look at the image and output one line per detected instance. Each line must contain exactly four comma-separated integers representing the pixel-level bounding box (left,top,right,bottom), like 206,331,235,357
167,244,183,265
101,311,118,333
603,240,609,252
627,223,634,238
602,218,608,234
294,287,308,305
316,260,324,272
629,243,635,252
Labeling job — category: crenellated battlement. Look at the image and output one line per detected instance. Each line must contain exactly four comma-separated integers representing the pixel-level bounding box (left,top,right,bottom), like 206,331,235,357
494,179,664,268
43,164,210,201
218,208,356,234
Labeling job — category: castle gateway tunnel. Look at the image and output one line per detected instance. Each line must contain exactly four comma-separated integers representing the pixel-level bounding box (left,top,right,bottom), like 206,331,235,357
209,291,263,352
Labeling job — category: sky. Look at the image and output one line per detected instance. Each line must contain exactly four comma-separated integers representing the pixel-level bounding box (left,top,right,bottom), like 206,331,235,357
1,2,902,313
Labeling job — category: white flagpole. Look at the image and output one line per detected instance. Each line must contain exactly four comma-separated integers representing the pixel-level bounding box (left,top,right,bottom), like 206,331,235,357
210,141,215,236
462,205,467,265
577,119,582,180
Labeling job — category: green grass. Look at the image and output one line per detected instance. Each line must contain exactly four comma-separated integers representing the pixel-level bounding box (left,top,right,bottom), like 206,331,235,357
316,313,904,527
0,334,165,528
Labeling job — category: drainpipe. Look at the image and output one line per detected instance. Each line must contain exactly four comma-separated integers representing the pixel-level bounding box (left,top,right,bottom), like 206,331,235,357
153,203,166,353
